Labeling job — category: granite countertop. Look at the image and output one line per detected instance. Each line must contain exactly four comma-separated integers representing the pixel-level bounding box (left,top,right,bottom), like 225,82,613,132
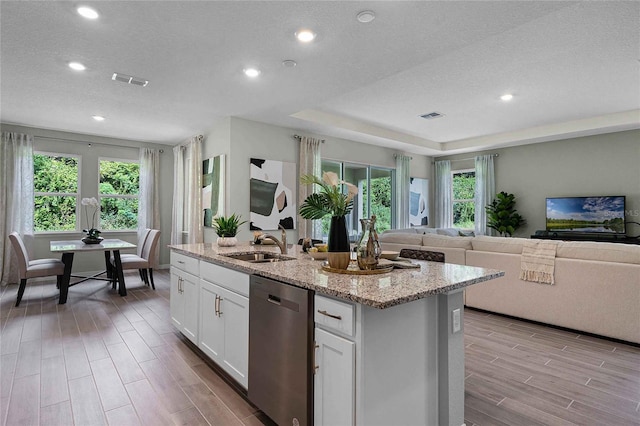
169,242,504,309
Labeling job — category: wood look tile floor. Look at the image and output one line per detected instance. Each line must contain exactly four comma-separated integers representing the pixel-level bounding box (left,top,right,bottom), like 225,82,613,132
1,271,638,425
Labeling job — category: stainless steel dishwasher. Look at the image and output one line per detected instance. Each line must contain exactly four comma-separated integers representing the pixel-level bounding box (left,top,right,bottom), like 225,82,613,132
248,275,314,426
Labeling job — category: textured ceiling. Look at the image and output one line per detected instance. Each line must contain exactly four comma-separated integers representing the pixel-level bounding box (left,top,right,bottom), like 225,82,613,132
1,1,638,156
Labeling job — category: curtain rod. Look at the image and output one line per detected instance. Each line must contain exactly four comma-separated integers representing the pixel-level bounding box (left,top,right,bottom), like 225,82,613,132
34,135,165,153
394,154,413,160
293,134,325,143
432,153,499,164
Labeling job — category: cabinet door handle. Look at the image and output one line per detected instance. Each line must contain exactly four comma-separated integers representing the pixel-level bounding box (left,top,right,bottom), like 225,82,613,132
313,342,319,375
217,296,223,317
318,309,342,320
214,295,220,317
177,277,181,293
177,260,185,264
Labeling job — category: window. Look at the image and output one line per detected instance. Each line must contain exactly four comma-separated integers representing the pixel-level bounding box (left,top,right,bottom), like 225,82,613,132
320,160,394,241
452,169,475,229
34,152,80,232
99,159,139,231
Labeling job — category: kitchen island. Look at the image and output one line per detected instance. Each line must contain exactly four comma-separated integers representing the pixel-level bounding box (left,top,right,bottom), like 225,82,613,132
169,242,504,426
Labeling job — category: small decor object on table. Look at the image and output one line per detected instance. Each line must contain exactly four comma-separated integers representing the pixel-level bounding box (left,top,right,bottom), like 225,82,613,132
212,214,247,247
299,172,358,269
356,215,381,270
81,197,103,244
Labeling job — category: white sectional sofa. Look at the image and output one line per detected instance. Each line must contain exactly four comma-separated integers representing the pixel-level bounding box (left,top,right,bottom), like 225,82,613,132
379,231,640,344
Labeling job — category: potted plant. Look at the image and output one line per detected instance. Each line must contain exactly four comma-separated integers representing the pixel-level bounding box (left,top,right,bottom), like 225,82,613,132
81,197,103,244
212,214,246,247
486,191,526,237
300,172,358,269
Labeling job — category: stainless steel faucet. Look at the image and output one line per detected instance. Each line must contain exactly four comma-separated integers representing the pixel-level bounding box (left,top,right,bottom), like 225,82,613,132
261,224,288,255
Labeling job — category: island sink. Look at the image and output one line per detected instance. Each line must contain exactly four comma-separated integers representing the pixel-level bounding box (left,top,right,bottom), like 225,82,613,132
222,252,296,263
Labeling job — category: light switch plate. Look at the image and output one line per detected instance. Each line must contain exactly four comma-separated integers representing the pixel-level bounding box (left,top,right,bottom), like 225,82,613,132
452,308,461,333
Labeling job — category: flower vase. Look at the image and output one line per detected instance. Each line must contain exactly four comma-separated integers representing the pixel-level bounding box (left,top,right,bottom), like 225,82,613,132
327,216,350,269
217,236,238,247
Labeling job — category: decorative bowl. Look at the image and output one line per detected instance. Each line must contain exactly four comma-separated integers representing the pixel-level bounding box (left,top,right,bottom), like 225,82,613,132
308,251,329,261
380,250,400,260
82,236,104,245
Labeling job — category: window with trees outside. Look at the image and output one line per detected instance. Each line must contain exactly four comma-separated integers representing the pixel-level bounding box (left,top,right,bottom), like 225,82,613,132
99,159,140,231
452,169,476,229
320,160,394,241
34,152,80,232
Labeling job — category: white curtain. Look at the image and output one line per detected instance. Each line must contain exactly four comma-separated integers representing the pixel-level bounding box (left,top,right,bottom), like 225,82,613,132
434,160,453,228
0,132,34,285
171,135,203,245
171,145,185,245
298,136,322,239
395,154,411,229
138,148,160,263
474,154,496,236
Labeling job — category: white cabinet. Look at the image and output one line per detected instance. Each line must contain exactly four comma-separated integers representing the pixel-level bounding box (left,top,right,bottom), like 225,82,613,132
199,265,249,389
170,252,199,344
314,327,355,426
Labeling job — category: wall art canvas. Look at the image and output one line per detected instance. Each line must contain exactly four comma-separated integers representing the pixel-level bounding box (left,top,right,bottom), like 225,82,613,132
250,158,296,230
202,155,225,227
409,177,429,226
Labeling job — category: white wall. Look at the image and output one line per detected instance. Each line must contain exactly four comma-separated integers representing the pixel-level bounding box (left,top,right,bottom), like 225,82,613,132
202,117,434,243
2,124,174,272
438,129,640,237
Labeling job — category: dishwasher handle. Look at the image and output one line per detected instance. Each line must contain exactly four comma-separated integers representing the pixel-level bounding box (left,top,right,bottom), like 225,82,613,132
267,295,281,305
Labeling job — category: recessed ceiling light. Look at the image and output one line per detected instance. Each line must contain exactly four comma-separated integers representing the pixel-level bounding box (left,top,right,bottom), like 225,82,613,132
68,62,86,71
282,60,297,68
500,94,514,101
77,6,99,20
243,68,261,78
92,115,105,121
295,30,316,43
356,10,376,23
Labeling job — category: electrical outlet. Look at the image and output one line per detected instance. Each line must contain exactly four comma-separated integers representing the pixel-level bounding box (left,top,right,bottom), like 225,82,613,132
452,308,461,333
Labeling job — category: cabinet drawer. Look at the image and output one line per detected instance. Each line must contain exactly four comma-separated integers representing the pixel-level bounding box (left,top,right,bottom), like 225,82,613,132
314,295,354,337
171,251,199,274
200,261,250,297
171,252,199,274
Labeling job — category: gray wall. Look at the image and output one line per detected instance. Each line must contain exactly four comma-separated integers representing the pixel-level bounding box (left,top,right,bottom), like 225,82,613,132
438,129,640,237
1,124,174,272
202,117,433,243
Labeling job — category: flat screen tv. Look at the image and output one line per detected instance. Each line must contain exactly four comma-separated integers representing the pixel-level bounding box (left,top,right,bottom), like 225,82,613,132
546,196,626,234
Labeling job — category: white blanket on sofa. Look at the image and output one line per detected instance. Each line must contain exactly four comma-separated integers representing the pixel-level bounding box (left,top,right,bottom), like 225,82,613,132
520,240,558,284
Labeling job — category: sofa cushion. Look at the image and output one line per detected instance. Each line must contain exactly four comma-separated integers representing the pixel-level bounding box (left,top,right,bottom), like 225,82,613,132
378,233,424,246
422,233,473,249
556,241,640,265
436,228,460,237
381,228,419,235
471,236,530,254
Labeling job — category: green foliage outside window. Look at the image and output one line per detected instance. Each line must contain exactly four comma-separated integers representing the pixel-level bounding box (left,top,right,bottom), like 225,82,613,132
362,176,392,233
34,154,79,231
453,171,475,229
99,160,140,230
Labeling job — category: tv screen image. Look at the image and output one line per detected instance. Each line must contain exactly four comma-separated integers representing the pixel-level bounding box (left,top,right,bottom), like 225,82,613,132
546,196,626,234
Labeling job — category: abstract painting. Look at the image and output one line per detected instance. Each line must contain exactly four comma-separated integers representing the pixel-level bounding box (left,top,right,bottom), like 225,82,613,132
250,158,296,230
202,155,225,227
409,177,429,226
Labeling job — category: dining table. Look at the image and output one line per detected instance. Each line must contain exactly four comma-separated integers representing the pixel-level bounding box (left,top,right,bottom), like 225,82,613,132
50,238,136,304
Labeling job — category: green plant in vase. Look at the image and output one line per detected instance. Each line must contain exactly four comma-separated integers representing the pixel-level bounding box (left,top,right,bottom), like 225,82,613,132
486,191,526,237
300,172,358,269
212,214,246,247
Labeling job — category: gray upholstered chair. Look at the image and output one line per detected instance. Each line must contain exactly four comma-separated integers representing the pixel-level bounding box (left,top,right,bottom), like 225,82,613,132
8,232,65,306
399,248,445,263
111,229,160,290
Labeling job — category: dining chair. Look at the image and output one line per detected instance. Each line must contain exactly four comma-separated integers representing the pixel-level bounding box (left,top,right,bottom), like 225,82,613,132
8,232,65,307
398,248,445,263
111,229,161,290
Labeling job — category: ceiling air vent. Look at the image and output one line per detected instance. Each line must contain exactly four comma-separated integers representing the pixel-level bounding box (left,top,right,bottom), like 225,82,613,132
112,72,149,87
420,111,444,120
